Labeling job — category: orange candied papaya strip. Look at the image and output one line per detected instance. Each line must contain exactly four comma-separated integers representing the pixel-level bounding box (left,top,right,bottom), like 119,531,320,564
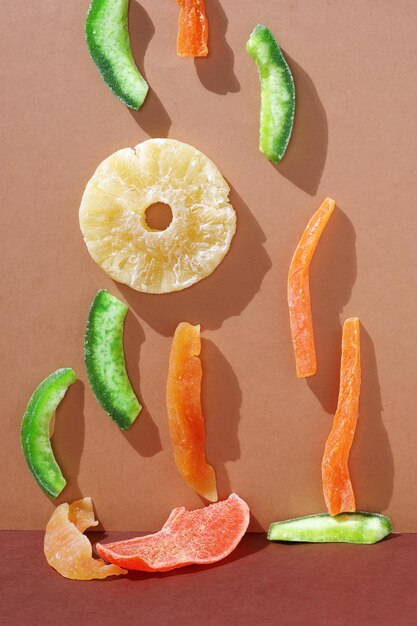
166,322,218,502
288,197,335,377
176,0,209,57
322,318,361,516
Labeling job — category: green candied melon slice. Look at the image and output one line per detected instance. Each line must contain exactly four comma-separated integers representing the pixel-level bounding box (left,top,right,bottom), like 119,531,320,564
85,0,149,110
246,24,295,163
21,368,77,498
84,289,141,430
268,512,392,544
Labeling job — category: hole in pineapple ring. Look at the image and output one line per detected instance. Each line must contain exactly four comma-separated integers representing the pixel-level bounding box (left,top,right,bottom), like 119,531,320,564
144,202,173,232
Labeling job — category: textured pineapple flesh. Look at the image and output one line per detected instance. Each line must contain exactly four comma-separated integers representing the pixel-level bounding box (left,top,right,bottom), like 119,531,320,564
79,139,236,293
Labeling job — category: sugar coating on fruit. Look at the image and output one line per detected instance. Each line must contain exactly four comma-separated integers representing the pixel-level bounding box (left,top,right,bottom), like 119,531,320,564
79,139,236,293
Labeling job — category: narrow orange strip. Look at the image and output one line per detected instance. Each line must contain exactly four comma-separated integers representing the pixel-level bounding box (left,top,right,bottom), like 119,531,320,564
287,197,335,377
176,0,209,57
322,318,361,516
166,322,218,502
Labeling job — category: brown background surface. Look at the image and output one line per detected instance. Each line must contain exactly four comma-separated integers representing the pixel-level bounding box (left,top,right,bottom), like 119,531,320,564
1,0,417,532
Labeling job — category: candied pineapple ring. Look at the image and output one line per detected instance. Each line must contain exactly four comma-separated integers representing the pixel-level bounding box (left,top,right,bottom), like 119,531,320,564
79,139,236,293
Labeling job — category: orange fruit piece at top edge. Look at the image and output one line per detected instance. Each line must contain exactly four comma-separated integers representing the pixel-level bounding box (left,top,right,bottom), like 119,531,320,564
44,497,127,580
166,322,218,502
288,197,335,377
176,0,208,57
96,493,250,572
322,318,361,516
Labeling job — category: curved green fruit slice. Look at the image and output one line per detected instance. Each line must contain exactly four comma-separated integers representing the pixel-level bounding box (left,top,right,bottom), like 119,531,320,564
268,512,392,544
85,0,149,110
85,289,141,430
246,24,295,163
21,368,77,498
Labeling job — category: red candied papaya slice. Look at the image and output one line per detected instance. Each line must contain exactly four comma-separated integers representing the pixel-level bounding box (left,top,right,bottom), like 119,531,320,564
96,494,250,572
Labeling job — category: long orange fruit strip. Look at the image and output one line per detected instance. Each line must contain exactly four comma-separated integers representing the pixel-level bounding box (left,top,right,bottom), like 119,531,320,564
288,197,335,377
176,0,209,57
166,322,218,502
322,317,361,516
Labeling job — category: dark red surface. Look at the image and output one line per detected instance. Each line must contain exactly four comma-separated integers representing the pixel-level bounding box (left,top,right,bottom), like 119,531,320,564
2,531,417,625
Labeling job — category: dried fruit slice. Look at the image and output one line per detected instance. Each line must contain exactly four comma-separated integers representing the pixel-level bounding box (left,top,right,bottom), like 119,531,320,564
96,493,250,571
268,512,392,544
166,322,218,502
44,497,127,580
246,24,295,163
20,368,77,498
322,318,361,516
79,139,236,293
85,289,141,430
176,0,209,57
85,0,149,109
288,197,335,377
